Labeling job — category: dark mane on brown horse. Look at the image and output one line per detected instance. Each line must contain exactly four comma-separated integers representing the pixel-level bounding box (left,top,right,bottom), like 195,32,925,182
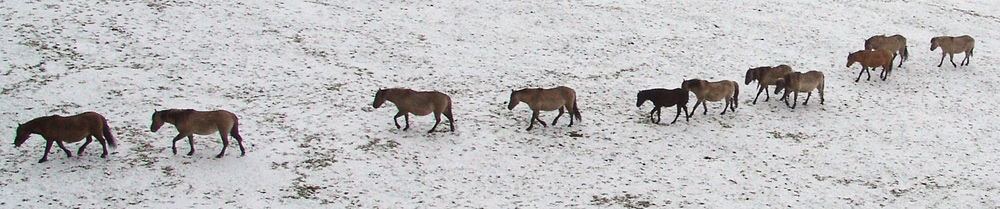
151,109,246,158
14,112,117,163
931,35,975,67
373,88,455,133
681,79,739,117
507,86,581,131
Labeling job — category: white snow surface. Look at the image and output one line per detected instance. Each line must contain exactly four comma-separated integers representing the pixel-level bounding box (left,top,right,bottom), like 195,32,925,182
2,0,999,208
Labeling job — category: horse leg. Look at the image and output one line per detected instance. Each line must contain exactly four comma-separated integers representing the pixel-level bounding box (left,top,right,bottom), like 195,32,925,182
648,107,658,124
855,67,865,82
791,92,799,109
656,106,663,124
56,141,72,158
96,134,109,158
670,105,681,124
393,112,404,129
803,92,812,105
866,67,872,81
428,113,442,133
186,135,195,156
949,53,957,67
403,114,411,131
937,53,946,67
753,86,764,104
721,99,729,115
231,130,247,156
171,134,186,155
961,52,971,66
687,101,699,118
682,106,690,121
526,111,539,130
702,101,709,115
551,107,564,126
216,132,229,158
444,110,455,132
77,136,93,156
39,140,54,163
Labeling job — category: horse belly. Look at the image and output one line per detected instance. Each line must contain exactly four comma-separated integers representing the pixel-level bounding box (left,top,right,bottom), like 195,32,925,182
45,131,89,143
193,127,221,135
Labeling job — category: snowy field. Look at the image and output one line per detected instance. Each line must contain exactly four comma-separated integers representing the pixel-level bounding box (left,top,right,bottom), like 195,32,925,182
2,0,999,208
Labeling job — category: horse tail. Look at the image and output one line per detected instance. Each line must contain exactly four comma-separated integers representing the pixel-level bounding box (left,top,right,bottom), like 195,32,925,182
230,115,241,138
900,45,909,61
732,81,740,109
102,119,117,149
572,100,582,121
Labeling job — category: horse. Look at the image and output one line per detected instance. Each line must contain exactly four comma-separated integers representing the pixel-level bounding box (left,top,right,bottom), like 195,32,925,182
681,79,739,117
372,88,454,133
865,34,909,67
13,112,117,163
930,35,975,67
774,71,825,109
745,65,794,104
847,49,894,82
507,86,582,130
636,88,689,124
151,109,246,158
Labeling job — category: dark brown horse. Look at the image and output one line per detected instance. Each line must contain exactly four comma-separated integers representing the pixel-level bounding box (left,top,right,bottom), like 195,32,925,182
931,35,975,67
373,88,454,133
681,79,739,117
774,71,825,109
847,50,894,82
14,112,117,163
508,86,582,130
636,88,689,124
151,109,246,158
865,35,909,67
745,65,794,104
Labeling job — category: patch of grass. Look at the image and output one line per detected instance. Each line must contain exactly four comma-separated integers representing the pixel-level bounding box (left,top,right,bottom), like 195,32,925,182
591,193,654,209
767,131,810,143
357,138,399,152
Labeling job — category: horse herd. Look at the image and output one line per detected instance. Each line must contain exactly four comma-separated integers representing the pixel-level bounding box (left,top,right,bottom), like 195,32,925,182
9,35,975,163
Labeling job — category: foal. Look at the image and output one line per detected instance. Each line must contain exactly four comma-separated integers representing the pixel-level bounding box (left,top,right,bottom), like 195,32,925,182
151,109,246,158
14,112,117,163
865,35,909,67
507,86,582,130
636,88,689,124
930,35,975,67
681,79,739,117
373,88,455,133
745,65,793,104
774,71,825,109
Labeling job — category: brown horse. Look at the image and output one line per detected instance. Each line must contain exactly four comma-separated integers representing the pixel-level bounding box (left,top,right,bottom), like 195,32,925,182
865,35,909,67
14,112,117,163
372,88,454,133
151,109,246,158
847,50,894,82
745,65,793,104
681,79,739,117
636,88,689,124
774,71,825,109
507,86,582,130
931,35,975,67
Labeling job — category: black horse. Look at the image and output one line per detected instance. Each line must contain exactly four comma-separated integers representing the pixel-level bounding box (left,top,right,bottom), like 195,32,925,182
636,88,690,124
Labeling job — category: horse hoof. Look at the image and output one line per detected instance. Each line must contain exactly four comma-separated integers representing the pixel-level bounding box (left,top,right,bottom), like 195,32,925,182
215,155,224,158
101,154,108,158
187,152,194,156
38,159,47,163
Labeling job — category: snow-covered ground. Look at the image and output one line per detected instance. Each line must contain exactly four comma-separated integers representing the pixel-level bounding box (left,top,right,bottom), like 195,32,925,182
2,0,999,207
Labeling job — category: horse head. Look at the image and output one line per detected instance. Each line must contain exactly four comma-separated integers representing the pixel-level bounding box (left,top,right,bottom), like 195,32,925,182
150,110,166,132
13,123,29,147
635,91,647,108
507,90,520,110
372,89,387,108
929,38,939,51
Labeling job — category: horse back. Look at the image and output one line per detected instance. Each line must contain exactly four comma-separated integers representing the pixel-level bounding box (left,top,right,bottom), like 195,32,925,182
398,91,451,116
181,110,237,135
30,112,107,142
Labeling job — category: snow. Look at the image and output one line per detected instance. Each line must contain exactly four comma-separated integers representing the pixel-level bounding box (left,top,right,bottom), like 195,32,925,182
2,0,999,208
